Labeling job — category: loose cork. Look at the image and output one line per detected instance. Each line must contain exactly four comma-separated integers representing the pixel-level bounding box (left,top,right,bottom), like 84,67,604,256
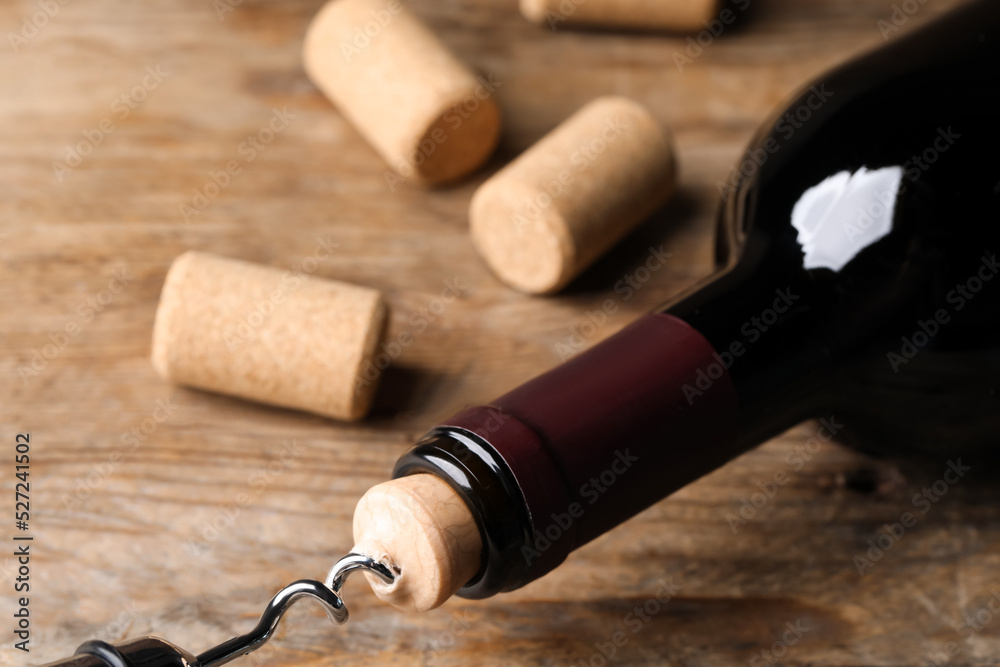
520,0,721,33
352,474,482,612
470,96,676,294
303,0,502,186
151,251,386,421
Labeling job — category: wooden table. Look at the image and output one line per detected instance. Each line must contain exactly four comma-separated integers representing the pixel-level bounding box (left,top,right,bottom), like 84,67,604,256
4,0,998,665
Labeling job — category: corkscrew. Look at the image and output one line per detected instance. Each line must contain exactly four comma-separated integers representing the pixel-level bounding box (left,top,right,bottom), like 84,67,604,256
39,554,395,667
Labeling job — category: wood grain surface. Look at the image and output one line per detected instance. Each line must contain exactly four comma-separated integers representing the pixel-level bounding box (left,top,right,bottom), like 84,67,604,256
3,0,998,665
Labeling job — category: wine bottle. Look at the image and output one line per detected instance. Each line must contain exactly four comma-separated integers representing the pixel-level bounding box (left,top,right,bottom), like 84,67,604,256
384,0,1000,602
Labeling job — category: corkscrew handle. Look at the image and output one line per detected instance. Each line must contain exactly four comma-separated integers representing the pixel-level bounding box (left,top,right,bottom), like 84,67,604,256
37,556,394,667
37,637,197,667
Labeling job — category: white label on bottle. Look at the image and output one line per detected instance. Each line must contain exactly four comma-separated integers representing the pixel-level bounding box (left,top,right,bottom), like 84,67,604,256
791,165,903,272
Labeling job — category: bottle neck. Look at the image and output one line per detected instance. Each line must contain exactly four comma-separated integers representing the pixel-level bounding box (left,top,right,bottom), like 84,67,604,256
396,304,762,598
661,264,828,447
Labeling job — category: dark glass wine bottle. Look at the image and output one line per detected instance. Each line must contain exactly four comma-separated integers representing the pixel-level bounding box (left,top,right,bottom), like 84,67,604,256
395,0,1000,600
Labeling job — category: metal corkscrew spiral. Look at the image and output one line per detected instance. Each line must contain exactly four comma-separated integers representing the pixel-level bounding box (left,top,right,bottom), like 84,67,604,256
39,554,396,667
